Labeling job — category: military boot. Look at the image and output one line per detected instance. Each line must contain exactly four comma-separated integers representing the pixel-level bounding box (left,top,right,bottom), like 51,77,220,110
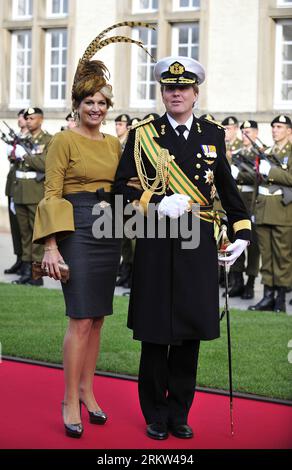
228,272,244,297
26,278,44,287
4,256,22,275
248,285,275,311
241,275,255,300
274,287,286,313
12,262,31,285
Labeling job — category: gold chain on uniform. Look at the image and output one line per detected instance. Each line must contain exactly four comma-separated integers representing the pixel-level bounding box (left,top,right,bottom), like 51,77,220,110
134,127,170,195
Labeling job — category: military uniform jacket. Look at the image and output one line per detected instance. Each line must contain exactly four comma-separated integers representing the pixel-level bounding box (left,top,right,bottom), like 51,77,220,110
13,130,52,205
235,146,257,212
114,114,251,345
255,141,292,226
5,133,31,197
5,163,17,198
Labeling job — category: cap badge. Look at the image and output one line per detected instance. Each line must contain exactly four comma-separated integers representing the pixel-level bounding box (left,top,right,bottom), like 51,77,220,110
279,115,286,123
228,118,235,125
169,62,185,75
27,107,35,115
243,121,251,128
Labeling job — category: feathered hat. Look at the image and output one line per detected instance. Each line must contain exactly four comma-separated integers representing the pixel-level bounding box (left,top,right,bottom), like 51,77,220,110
72,21,155,109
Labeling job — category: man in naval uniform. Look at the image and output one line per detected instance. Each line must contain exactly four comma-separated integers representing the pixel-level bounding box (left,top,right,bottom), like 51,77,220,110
13,107,52,286
249,115,292,313
114,56,251,440
227,120,261,299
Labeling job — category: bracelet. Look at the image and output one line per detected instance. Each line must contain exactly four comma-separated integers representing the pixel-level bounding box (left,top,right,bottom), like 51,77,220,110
44,245,58,252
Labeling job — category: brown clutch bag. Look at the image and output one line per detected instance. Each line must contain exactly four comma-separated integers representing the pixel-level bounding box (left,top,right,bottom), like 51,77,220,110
32,261,70,283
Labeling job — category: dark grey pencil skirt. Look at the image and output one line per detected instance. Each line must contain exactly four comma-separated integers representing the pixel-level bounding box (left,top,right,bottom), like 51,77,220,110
58,191,121,319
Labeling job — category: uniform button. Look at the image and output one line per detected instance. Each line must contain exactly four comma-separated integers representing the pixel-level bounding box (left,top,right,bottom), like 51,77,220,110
197,153,202,158
196,163,201,169
194,175,200,180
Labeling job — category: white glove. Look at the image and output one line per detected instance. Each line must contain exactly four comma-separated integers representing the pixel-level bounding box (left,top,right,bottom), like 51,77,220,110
6,144,14,157
218,239,249,267
158,194,190,219
10,197,16,215
231,164,240,180
14,144,27,160
259,159,271,176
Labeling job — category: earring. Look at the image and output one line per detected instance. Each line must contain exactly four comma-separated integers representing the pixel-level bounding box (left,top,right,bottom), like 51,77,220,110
74,110,80,124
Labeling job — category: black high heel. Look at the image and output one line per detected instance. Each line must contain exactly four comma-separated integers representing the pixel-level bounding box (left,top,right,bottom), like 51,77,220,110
79,399,107,425
61,401,83,438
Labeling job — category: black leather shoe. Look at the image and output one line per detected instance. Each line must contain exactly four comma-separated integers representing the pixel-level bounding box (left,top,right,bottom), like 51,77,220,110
241,276,255,300
146,423,168,440
222,272,244,297
26,278,44,287
4,257,22,274
274,287,286,313
169,424,193,439
62,401,83,438
12,262,32,285
79,400,107,425
248,285,275,311
241,285,254,299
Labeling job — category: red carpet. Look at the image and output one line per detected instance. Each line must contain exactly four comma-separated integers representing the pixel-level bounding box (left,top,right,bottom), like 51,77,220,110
0,360,291,449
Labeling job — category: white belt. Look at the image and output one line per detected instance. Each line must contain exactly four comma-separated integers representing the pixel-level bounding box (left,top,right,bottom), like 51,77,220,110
258,186,283,196
238,185,254,193
16,170,37,180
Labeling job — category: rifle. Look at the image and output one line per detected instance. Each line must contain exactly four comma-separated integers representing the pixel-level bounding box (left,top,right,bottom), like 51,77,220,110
231,148,256,177
0,129,13,146
242,132,282,167
2,121,33,156
243,132,292,206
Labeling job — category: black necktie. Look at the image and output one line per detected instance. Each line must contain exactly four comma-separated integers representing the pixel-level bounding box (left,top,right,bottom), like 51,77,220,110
176,125,188,146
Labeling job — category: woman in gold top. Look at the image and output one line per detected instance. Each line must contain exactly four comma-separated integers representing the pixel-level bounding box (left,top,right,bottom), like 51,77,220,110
33,58,122,438
33,21,156,439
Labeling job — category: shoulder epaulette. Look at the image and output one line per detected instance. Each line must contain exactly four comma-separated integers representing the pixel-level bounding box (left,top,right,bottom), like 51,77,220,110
132,116,154,129
200,117,225,130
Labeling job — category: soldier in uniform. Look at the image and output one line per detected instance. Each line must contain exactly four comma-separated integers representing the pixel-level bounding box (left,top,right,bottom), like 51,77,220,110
61,111,77,131
249,115,292,313
222,116,242,164
114,113,134,288
227,120,260,299
4,109,29,274
114,56,251,440
115,114,131,151
13,107,52,285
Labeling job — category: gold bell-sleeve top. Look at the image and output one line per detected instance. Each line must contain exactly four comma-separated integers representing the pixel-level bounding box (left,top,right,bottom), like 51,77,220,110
33,130,121,244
